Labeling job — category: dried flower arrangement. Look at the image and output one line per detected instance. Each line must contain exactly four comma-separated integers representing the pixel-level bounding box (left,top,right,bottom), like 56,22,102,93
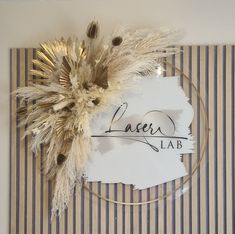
16,21,178,217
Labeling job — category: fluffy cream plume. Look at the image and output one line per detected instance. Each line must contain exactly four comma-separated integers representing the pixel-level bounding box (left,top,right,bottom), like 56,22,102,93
16,21,179,218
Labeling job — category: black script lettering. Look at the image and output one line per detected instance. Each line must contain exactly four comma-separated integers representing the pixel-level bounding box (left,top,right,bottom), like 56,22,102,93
105,103,174,136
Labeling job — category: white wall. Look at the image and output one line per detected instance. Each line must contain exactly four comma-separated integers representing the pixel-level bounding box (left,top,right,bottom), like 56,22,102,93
0,0,234,232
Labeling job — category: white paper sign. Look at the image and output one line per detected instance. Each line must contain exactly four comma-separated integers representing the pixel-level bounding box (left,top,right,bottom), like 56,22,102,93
84,76,194,189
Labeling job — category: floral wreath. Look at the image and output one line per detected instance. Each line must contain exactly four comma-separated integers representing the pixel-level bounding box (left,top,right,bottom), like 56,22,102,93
16,21,178,217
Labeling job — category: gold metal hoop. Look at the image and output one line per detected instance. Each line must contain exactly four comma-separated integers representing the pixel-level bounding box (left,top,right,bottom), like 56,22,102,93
83,61,210,205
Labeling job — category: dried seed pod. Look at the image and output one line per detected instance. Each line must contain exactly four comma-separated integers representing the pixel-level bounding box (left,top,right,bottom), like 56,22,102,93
57,154,67,165
112,36,123,46
92,98,100,105
86,21,99,39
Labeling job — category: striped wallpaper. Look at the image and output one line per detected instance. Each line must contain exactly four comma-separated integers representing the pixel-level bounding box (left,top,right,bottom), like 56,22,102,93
10,46,235,234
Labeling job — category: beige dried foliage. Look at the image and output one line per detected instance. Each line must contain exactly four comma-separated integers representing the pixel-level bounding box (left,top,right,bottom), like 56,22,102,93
16,21,179,218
